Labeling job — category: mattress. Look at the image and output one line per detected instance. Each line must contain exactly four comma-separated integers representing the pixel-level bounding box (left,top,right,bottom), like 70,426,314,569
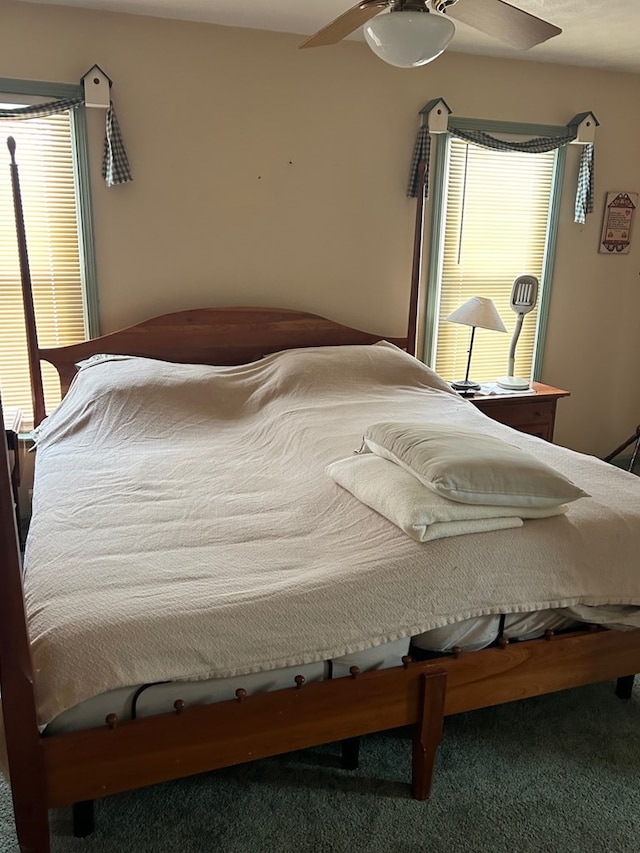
45,639,409,734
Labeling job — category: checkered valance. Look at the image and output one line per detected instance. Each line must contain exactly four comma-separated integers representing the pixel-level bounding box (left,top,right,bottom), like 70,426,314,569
408,123,594,225
0,98,132,187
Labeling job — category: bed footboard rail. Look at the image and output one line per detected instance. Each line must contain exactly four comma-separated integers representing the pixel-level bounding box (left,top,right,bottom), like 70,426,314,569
32,626,640,815
41,661,447,807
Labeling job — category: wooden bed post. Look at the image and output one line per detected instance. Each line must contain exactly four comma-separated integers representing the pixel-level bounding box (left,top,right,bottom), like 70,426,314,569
7,137,46,427
0,396,50,851
412,668,446,800
407,161,427,358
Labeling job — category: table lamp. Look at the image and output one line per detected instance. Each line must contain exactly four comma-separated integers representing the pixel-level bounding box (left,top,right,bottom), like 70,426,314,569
445,296,507,393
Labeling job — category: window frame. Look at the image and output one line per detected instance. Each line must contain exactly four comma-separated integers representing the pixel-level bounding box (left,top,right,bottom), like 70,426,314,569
0,76,99,339
422,117,568,382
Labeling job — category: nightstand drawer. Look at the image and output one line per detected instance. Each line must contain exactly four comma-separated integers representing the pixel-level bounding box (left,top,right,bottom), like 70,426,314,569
479,400,554,428
506,422,552,441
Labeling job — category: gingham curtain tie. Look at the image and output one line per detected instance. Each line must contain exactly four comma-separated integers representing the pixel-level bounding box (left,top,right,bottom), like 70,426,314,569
0,97,132,187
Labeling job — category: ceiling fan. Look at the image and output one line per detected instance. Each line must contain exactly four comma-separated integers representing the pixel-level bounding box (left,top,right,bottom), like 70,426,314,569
299,1,562,68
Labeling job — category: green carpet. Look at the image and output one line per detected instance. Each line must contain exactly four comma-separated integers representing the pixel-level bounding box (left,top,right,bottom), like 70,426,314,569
1,680,639,852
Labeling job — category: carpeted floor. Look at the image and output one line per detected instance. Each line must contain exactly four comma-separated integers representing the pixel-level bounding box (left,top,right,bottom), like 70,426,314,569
1,679,639,852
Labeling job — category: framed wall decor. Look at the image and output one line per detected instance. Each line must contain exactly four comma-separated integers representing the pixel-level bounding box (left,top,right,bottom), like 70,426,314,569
599,191,637,254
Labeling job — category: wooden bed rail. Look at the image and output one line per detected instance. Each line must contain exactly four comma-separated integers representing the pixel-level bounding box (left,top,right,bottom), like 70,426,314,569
42,664,448,807
38,627,640,810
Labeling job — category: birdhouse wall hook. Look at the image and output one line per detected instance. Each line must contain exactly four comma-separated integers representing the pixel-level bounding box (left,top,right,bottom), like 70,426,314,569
568,111,599,145
419,98,452,134
81,64,112,109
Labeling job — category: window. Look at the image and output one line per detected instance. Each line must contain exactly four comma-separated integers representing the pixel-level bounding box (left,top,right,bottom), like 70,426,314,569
0,80,97,427
423,120,566,387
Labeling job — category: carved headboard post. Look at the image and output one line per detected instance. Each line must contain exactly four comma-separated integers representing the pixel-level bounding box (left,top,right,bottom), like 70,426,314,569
7,137,47,427
407,160,427,358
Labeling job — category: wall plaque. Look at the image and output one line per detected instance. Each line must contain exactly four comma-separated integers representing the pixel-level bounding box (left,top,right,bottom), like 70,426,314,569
599,191,637,254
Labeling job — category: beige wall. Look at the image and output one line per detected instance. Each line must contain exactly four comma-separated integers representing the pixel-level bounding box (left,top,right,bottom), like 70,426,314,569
2,0,640,455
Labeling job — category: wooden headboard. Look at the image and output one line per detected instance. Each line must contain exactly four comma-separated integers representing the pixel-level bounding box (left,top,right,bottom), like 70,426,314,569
34,307,410,423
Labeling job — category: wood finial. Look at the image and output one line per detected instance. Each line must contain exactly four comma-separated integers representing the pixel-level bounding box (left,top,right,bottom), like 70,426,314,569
497,637,509,649
105,713,117,729
294,675,305,689
402,655,412,669
235,688,247,703
173,699,185,714
451,646,462,659
544,629,555,641
349,666,360,679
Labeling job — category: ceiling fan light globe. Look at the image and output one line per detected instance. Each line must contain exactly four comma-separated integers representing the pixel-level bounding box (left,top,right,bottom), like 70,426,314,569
364,11,456,68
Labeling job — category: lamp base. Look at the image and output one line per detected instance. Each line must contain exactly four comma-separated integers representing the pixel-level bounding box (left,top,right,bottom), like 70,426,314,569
451,379,481,393
497,375,530,390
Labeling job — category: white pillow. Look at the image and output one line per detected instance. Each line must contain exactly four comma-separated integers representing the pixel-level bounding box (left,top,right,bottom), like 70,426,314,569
363,421,590,508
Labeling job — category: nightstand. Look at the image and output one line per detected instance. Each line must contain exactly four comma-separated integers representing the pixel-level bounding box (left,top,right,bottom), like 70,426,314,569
468,383,569,442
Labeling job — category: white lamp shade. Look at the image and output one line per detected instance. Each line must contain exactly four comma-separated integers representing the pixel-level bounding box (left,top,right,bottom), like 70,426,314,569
446,296,507,333
363,10,456,68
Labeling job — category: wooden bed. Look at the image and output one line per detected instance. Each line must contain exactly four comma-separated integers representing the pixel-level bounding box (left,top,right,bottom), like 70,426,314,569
1,304,640,853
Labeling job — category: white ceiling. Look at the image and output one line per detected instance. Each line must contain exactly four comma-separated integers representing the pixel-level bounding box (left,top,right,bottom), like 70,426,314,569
21,0,640,74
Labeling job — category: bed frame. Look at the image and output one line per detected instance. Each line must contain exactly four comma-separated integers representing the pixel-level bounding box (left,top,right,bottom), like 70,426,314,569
1,307,640,852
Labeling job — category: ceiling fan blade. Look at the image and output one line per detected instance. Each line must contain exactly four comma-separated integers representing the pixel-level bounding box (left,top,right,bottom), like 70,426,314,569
299,1,388,49
446,0,562,49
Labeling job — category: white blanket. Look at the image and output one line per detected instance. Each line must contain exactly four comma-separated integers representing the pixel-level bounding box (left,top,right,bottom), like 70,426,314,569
326,454,568,541
22,342,640,725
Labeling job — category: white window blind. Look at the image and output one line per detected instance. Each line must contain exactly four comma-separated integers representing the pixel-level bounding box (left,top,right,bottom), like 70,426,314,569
0,110,86,427
433,139,556,385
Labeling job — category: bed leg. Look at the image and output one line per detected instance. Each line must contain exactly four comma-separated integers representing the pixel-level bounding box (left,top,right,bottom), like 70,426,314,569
12,797,50,853
341,737,360,770
72,800,95,838
412,668,447,801
616,674,635,699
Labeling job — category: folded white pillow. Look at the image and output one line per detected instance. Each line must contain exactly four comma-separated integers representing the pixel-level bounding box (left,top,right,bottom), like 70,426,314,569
363,421,590,509
327,454,569,542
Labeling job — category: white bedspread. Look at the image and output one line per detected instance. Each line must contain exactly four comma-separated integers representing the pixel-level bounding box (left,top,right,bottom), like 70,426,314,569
24,343,640,724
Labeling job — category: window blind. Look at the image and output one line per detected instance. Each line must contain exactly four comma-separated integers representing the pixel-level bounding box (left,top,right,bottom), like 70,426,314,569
0,111,86,427
433,139,556,385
